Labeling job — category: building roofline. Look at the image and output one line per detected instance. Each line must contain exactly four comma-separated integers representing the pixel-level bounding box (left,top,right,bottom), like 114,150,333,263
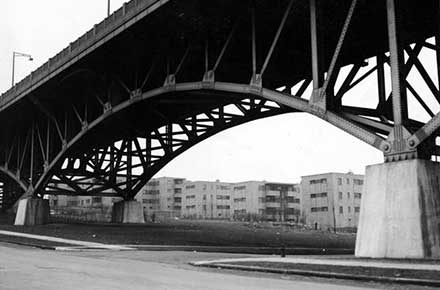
300,172,364,178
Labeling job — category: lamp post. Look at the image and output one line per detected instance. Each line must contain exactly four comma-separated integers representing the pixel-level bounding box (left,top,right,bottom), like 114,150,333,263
108,0,111,16
12,52,33,87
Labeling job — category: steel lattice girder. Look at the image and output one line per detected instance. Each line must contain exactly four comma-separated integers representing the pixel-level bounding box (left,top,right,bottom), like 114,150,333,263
0,0,439,204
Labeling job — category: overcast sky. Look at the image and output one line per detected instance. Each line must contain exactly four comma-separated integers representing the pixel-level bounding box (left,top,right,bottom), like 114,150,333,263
7,0,437,184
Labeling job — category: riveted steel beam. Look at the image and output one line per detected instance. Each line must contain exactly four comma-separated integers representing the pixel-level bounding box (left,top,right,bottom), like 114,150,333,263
309,0,325,107
386,0,408,126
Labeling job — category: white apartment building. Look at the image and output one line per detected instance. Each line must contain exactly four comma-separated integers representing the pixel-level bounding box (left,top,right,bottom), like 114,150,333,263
136,177,185,221
231,181,301,222
301,172,363,230
181,180,232,219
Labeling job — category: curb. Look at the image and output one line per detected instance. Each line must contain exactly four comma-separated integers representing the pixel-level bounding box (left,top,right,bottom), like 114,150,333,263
127,245,353,255
191,262,440,287
2,240,57,250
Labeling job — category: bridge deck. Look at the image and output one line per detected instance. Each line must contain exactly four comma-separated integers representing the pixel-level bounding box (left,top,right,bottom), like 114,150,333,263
0,0,436,114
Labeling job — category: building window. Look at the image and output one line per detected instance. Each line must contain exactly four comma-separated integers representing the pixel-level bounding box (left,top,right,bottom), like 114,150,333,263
354,179,363,185
185,185,195,189
217,205,230,210
266,207,278,215
347,192,350,199
346,178,350,184
266,196,279,202
234,185,246,190
339,206,343,214
145,190,160,195
339,192,343,200
174,188,182,194
202,184,207,190
203,195,206,200
92,197,102,203
354,192,362,199
310,178,327,185
67,200,79,206
310,192,327,199
234,209,247,215
286,208,300,215
234,197,246,202
148,181,160,186
337,178,342,185
355,207,360,213
174,179,184,184
348,206,351,213
311,207,328,212
216,195,230,200
287,196,300,203
185,195,196,199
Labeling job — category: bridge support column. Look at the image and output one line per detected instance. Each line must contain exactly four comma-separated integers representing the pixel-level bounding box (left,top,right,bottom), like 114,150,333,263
111,200,145,223
355,159,440,258
14,197,50,226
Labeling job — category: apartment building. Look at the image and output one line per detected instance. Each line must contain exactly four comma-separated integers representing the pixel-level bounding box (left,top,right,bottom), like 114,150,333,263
231,181,265,220
181,180,232,219
231,181,301,222
301,172,363,230
48,194,123,222
136,177,185,221
263,182,301,222
139,178,302,222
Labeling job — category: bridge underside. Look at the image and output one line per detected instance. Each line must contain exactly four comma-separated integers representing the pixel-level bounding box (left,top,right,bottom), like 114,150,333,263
1,0,440,257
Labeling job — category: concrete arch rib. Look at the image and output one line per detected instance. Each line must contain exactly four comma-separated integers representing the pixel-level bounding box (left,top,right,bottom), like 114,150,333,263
32,81,387,195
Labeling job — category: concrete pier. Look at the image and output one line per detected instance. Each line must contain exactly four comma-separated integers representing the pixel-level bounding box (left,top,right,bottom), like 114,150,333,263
111,200,145,223
355,159,440,258
14,198,50,226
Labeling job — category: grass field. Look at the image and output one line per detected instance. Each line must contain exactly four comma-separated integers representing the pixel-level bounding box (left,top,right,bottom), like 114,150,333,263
0,214,355,248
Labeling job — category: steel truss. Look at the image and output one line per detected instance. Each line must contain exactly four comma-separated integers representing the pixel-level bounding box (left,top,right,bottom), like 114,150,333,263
44,97,292,200
1,0,440,206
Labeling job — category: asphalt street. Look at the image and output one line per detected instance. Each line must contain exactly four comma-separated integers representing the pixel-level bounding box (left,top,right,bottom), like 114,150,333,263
0,243,423,290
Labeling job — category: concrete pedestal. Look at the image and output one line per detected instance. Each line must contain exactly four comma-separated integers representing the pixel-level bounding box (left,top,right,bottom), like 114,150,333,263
112,200,145,223
14,198,50,226
355,159,440,258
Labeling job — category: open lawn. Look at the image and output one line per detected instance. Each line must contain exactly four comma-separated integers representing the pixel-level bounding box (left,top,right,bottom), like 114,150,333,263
0,214,354,249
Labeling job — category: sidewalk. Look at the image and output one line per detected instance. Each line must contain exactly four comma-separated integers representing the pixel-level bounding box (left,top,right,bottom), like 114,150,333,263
192,256,440,271
191,256,440,287
0,230,133,250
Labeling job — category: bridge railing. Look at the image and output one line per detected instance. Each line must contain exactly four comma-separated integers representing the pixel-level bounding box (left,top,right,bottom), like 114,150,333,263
0,0,160,108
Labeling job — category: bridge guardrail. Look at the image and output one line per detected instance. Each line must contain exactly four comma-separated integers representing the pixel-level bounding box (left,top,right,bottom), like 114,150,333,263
0,0,160,109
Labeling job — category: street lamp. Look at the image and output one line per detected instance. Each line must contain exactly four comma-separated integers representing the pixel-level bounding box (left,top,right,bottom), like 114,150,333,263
12,51,33,87
108,0,111,16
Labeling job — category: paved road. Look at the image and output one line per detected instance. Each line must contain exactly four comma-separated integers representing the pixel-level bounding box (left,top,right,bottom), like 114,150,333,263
0,243,403,290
